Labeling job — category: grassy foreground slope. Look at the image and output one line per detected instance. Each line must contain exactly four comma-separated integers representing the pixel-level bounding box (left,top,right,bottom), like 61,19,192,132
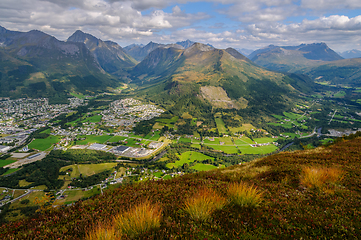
1,138,360,239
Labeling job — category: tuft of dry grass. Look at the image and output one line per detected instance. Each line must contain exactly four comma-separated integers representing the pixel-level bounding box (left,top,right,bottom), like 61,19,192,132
183,188,226,221
86,224,116,240
300,166,344,191
113,200,162,237
227,182,263,207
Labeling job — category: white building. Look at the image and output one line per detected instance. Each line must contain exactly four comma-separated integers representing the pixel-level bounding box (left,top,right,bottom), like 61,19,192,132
0,145,10,153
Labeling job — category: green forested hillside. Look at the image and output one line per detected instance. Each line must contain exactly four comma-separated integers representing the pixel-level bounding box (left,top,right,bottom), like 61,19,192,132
131,43,315,119
298,58,361,86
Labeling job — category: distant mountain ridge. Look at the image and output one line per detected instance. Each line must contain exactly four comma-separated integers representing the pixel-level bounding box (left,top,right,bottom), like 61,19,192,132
235,48,254,57
124,40,215,62
249,43,343,72
124,41,184,62
176,39,195,48
339,49,361,59
67,30,137,76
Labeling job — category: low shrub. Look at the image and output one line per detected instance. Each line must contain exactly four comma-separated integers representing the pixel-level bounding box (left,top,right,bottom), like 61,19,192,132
227,182,263,207
183,187,226,221
113,200,162,238
300,166,343,191
86,224,115,240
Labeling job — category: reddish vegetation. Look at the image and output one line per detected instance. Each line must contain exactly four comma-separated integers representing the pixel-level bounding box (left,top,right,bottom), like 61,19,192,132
1,138,361,239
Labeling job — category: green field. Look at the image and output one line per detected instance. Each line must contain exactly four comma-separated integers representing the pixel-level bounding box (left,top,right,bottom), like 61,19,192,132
0,160,16,168
208,145,239,154
269,111,309,130
268,122,293,129
150,133,160,141
179,137,191,143
281,132,300,139
59,163,117,179
82,115,102,123
203,138,220,144
191,163,217,171
108,136,127,142
191,144,201,149
124,138,137,147
229,123,257,133
166,151,214,169
70,92,85,99
153,171,163,178
156,116,179,124
218,137,233,145
334,91,346,98
56,187,101,205
215,117,227,134
163,175,172,180
283,111,303,120
238,144,278,154
191,118,197,126
253,138,275,144
29,135,60,151
234,136,254,145
76,135,112,145
1,168,19,176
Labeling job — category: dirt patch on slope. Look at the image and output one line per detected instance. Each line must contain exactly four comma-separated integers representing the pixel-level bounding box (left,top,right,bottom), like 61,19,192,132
200,86,247,109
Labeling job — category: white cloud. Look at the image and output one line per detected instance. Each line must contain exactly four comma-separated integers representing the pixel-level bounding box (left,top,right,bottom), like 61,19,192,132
0,0,360,51
241,15,361,51
0,0,209,42
301,0,361,10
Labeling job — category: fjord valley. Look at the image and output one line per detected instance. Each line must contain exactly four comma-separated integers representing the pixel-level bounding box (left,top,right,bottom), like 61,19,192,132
0,26,361,239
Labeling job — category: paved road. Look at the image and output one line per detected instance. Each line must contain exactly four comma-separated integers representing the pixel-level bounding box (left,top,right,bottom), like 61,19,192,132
0,190,33,206
328,110,337,124
300,127,317,138
279,142,294,152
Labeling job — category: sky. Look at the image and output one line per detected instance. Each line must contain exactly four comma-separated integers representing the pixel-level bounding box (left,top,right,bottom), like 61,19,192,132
1,0,361,52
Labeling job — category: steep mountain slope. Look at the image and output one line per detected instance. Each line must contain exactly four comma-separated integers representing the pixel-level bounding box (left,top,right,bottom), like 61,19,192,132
298,58,361,86
124,41,184,62
67,30,137,76
1,136,360,239
0,26,118,102
131,43,314,117
249,43,343,72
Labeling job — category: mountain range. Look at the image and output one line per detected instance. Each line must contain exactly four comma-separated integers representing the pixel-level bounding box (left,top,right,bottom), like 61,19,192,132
248,43,343,72
67,30,137,76
3,25,361,108
245,42,361,86
123,40,216,62
339,49,361,59
123,42,184,62
130,42,314,119
0,26,120,103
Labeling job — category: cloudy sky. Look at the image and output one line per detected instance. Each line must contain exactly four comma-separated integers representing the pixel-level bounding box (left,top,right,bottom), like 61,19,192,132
1,0,361,52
